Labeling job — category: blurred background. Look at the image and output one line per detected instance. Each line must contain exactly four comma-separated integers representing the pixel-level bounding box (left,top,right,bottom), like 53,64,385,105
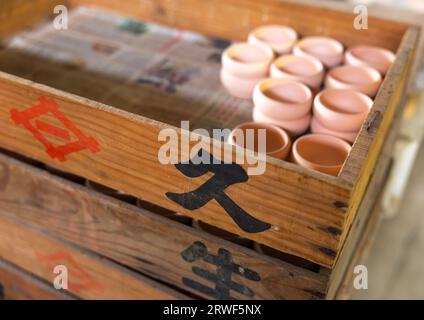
317,0,424,299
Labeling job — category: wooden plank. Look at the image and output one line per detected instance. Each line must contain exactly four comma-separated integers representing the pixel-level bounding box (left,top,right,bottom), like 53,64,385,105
335,198,385,300
0,214,189,300
0,0,64,38
326,104,402,299
0,258,75,300
0,152,328,300
0,70,349,267
338,27,419,250
340,27,419,185
69,0,407,51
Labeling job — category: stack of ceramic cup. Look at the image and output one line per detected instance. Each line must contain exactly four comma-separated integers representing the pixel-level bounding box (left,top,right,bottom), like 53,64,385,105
220,42,274,99
311,89,373,143
222,24,395,176
252,78,313,137
270,54,324,94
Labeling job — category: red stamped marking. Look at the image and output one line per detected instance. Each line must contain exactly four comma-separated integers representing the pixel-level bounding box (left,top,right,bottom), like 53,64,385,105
10,96,100,161
36,250,105,293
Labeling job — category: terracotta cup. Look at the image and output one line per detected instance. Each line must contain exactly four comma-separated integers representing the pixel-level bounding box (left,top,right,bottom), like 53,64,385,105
345,45,395,75
325,65,382,97
253,107,311,137
310,116,357,144
291,133,351,176
270,54,324,89
248,25,298,55
220,68,265,99
221,42,274,78
253,78,313,120
313,89,373,132
293,36,344,68
228,122,291,160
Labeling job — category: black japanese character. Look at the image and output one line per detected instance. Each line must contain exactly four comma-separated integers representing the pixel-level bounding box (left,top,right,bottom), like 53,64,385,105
181,241,260,300
166,149,270,233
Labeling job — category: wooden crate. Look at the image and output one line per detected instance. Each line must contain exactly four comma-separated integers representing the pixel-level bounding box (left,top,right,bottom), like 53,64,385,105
0,0,421,299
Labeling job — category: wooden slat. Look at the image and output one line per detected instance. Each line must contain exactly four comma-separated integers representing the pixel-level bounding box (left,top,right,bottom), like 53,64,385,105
327,103,403,299
0,258,75,300
0,152,328,300
339,27,419,250
335,197,385,300
0,0,64,38
0,70,349,267
69,0,407,51
0,214,189,300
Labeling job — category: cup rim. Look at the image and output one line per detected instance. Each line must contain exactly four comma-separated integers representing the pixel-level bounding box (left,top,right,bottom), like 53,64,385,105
228,121,291,156
347,45,396,64
327,65,382,85
292,133,351,170
222,42,274,68
256,78,313,106
296,36,344,58
272,54,324,78
249,25,298,50
315,88,373,116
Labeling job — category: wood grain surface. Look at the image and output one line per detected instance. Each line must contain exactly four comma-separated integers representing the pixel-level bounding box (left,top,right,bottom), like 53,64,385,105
69,0,407,51
0,153,328,299
0,258,75,300
0,212,190,299
0,69,350,267
0,0,63,39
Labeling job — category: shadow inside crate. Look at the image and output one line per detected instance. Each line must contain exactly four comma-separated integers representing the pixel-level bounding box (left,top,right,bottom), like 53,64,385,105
0,6,253,134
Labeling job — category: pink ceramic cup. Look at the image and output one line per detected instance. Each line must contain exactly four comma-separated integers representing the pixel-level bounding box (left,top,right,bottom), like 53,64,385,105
253,78,313,120
325,65,382,97
248,25,298,55
270,54,324,89
227,122,291,160
293,36,344,68
220,68,265,99
313,89,373,132
253,107,311,137
310,116,357,144
291,133,352,176
222,42,274,78
345,45,395,75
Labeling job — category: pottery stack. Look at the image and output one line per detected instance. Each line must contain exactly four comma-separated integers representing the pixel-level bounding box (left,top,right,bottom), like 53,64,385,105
252,78,313,137
221,24,395,176
310,89,373,143
220,42,274,99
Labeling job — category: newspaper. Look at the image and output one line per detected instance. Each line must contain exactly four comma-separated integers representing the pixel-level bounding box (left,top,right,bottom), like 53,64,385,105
3,7,253,131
